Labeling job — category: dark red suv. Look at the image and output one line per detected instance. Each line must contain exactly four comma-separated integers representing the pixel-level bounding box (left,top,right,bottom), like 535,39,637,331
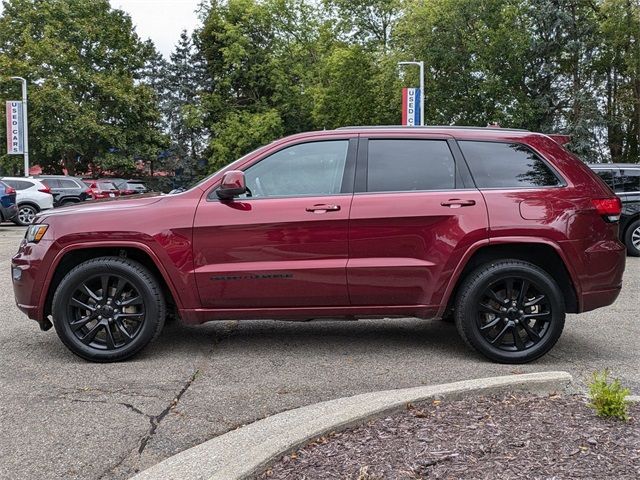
12,127,626,363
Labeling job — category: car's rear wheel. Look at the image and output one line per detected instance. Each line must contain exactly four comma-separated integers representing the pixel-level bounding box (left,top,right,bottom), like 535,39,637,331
454,260,565,364
624,219,640,257
52,256,165,362
13,203,38,226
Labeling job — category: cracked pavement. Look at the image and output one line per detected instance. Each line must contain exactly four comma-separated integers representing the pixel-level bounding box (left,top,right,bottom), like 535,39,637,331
1,224,638,479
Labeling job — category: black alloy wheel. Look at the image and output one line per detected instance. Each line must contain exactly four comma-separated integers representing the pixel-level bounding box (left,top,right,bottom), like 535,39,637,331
475,277,551,352
52,257,165,362
67,273,145,350
455,260,565,364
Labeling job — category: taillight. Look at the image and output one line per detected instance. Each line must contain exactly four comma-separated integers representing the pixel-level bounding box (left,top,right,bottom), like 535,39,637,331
592,197,622,223
38,186,52,194
5,186,15,195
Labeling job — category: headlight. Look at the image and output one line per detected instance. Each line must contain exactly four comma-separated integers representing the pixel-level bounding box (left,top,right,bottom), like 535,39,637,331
25,224,48,243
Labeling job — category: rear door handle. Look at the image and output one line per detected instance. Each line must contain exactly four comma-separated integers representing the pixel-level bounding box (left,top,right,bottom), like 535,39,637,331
306,204,341,213
441,199,476,208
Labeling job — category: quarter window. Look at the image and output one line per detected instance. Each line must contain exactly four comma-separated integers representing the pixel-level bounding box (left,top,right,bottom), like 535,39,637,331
240,140,349,198
366,139,456,192
459,141,561,188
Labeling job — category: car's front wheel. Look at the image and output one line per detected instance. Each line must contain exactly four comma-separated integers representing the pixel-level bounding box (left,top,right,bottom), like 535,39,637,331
454,260,565,364
13,203,38,226
52,256,166,362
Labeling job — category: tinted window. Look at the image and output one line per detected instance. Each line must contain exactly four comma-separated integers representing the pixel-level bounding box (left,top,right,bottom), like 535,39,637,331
59,179,79,188
98,182,116,190
240,140,349,198
367,140,455,192
459,141,561,188
619,168,640,192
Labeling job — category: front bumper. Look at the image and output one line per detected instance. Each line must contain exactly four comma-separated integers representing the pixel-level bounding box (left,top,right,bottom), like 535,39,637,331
12,237,54,324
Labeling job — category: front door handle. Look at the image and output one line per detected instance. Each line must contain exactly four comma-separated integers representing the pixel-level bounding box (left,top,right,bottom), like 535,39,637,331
441,199,476,208
306,204,341,213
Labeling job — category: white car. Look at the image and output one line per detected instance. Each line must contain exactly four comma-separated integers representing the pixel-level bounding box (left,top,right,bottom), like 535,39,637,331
0,177,54,225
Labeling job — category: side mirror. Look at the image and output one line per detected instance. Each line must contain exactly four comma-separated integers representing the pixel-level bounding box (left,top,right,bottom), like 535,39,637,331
217,170,246,199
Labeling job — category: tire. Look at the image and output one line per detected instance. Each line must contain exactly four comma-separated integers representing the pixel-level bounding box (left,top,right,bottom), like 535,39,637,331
454,259,565,364
12,203,39,226
624,219,640,257
52,256,166,362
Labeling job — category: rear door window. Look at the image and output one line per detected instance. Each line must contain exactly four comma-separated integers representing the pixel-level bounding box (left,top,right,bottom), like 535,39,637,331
59,179,79,189
41,178,60,188
459,141,562,188
366,139,456,192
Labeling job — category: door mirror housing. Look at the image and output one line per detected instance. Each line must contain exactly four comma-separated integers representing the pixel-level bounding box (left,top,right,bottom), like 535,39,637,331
217,171,247,199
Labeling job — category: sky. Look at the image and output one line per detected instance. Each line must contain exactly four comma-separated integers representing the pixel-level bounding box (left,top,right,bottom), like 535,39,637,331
111,0,202,58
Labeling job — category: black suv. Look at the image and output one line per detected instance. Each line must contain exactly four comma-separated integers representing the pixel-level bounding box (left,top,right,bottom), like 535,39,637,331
589,164,640,256
35,175,92,207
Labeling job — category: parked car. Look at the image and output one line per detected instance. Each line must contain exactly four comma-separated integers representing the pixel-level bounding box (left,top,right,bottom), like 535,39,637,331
12,126,626,363
35,175,92,207
588,164,640,256
0,177,54,226
0,180,17,223
113,179,148,195
82,179,120,200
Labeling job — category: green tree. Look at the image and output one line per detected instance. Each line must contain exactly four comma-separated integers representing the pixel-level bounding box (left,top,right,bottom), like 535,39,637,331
598,0,640,162
0,0,166,175
161,30,208,182
198,0,320,170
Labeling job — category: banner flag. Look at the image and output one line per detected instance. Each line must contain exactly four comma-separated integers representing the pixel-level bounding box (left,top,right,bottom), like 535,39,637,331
401,88,421,127
6,101,24,154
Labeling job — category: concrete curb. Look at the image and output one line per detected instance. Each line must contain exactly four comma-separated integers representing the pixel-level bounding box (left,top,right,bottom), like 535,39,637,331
132,371,573,480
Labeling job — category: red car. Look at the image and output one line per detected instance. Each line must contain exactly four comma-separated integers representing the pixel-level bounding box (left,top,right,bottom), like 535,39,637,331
82,179,120,200
12,126,625,363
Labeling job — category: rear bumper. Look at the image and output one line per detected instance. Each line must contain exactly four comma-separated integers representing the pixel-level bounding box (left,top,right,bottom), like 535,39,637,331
574,239,626,312
581,287,622,313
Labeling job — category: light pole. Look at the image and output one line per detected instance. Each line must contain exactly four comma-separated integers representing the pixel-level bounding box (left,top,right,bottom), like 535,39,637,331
10,76,29,176
398,61,424,126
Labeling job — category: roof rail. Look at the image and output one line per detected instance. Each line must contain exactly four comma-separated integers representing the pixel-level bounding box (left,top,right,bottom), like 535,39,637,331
335,125,530,132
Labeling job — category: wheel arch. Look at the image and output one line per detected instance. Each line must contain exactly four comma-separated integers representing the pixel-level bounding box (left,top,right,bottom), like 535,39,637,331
443,241,579,316
42,244,180,320
17,201,40,210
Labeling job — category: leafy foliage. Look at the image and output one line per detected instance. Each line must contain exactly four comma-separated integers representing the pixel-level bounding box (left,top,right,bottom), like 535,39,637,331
0,0,638,180
588,370,631,421
0,0,166,176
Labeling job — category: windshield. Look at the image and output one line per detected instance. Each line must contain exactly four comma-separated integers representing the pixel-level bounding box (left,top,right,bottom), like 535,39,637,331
98,182,116,190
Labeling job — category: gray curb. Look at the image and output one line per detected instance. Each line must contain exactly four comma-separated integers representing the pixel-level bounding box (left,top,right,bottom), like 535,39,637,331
132,371,573,480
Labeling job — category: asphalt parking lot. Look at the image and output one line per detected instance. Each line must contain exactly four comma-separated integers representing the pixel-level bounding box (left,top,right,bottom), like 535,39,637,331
1,223,638,480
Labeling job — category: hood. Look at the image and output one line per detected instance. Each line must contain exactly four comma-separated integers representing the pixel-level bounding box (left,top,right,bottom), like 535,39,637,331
36,193,163,222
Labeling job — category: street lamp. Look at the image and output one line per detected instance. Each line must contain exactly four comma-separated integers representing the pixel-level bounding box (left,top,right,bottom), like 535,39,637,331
398,61,424,126
9,76,29,177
